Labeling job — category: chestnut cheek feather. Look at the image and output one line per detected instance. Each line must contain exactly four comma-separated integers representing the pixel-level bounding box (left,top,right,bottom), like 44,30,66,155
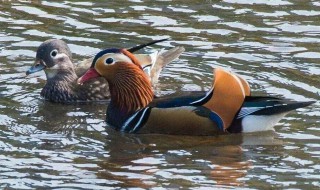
77,68,101,84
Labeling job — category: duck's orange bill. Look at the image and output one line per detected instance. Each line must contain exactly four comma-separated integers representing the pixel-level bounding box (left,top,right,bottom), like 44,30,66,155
77,68,101,84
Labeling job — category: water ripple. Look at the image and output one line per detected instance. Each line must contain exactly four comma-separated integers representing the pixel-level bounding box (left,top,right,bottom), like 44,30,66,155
0,1,319,189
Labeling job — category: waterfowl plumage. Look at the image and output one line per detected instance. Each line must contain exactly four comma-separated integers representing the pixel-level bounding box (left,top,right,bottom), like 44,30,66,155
26,39,184,103
78,46,315,135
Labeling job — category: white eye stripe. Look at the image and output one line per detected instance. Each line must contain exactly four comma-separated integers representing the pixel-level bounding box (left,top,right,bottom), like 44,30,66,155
51,52,68,60
50,49,69,60
99,53,132,65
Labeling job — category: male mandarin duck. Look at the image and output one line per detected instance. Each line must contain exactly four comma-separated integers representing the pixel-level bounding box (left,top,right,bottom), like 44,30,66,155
26,39,184,103
78,45,315,135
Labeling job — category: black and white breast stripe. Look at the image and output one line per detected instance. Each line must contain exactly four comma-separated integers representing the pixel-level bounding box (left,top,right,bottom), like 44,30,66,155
121,107,152,133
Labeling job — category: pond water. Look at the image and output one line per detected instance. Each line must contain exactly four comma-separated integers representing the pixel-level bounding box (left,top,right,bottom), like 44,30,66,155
0,0,319,189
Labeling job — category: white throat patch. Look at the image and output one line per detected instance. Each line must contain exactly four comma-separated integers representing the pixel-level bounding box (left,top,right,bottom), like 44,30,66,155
45,69,58,79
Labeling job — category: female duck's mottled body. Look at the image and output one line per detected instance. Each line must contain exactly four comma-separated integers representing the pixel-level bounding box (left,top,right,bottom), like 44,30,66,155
78,46,314,135
40,68,80,102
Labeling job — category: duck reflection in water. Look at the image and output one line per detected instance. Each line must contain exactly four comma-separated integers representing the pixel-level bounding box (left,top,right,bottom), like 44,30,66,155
23,95,281,188
26,100,107,135
96,131,281,188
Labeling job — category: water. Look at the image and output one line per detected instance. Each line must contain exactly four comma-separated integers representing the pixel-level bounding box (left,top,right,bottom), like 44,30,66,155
0,0,319,189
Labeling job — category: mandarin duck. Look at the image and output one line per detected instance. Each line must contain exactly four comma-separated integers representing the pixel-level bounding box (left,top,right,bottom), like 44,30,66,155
78,45,315,135
26,39,184,103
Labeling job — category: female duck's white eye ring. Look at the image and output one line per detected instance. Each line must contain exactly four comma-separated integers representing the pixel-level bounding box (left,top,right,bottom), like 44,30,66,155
105,57,114,65
50,49,58,58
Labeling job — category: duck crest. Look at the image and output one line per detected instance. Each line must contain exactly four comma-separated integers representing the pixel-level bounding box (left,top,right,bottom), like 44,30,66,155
108,62,154,114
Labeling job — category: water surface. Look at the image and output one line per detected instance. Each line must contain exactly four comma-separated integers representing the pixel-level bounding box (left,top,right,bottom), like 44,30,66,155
0,0,319,189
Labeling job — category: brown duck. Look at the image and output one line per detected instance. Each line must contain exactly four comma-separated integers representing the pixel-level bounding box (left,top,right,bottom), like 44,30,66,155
26,39,184,103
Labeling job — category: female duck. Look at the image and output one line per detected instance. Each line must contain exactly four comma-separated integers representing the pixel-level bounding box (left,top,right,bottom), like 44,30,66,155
78,47,314,135
26,39,184,103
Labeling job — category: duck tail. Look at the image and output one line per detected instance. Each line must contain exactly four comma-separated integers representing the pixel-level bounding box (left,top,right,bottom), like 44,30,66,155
242,97,315,116
277,101,315,112
227,97,315,133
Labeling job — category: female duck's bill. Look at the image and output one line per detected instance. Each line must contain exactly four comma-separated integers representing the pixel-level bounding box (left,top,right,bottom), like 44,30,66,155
26,59,46,75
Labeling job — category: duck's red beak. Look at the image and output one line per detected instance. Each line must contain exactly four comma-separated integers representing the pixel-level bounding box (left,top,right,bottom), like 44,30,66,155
77,68,101,84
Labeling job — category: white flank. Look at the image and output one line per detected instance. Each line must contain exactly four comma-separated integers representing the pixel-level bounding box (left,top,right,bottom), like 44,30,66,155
242,112,288,133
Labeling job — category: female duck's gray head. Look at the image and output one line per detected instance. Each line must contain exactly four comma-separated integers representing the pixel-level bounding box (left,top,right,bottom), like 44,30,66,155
26,39,73,76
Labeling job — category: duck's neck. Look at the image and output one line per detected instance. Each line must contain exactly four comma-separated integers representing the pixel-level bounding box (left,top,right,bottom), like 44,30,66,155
107,63,154,127
41,69,79,103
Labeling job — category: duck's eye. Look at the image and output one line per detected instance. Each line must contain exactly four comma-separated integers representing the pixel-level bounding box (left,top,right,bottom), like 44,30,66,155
105,57,114,64
50,49,58,58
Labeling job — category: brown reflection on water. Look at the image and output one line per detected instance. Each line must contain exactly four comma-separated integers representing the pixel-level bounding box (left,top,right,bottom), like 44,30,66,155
95,132,252,188
208,146,250,187
25,100,107,134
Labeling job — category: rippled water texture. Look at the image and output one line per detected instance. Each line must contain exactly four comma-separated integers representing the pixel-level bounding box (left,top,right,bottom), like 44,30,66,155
0,0,319,189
